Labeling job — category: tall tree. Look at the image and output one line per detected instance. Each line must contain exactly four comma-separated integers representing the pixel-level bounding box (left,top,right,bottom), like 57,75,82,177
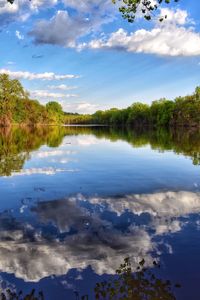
0,74,27,126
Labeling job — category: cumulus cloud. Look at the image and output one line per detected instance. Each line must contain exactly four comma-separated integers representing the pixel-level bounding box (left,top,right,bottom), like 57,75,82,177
29,0,116,47
159,8,189,25
0,0,58,26
80,25,200,56
0,0,116,31
30,90,78,99
61,0,113,15
0,69,80,80
29,10,94,47
79,8,200,57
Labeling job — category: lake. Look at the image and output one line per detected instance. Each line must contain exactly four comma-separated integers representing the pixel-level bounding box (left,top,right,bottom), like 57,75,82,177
0,125,200,299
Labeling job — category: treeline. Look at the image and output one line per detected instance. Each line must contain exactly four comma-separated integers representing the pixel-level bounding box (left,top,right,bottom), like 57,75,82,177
65,87,200,128
0,74,64,126
1,73,200,128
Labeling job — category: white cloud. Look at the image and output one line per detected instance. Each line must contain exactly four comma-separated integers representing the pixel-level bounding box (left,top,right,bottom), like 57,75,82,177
15,30,24,40
159,8,190,25
79,8,200,57
0,0,58,25
81,25,200,56
29,0,116,47
0,0,20,15
61,101,99,114
61,0,113,15
30,90,78,99
29,10,95,47
0,69,80,80
48,84,78,91
34,149,76,158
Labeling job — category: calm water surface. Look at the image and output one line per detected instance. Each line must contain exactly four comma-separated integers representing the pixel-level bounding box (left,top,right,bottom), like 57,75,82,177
0,126,200,299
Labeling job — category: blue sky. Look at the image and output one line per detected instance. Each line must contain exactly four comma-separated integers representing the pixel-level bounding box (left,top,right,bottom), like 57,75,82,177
0,0,200,113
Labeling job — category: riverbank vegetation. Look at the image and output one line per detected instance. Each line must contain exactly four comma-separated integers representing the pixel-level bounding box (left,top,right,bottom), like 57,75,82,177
0,74,64,127
0,74,200,128
67,86,200,127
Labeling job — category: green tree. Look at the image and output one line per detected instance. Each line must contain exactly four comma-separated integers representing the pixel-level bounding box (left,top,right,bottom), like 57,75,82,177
0,74,27,126
46,101,64,124
150,99,175,127
128,102,150,125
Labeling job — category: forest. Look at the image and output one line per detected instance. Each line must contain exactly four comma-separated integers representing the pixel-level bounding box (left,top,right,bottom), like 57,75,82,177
69,86,200,127
0,73,200,128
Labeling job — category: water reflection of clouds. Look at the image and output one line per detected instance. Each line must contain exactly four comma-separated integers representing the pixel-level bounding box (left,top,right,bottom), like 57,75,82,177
7,168,79,177
73,135,104,147
33,149,77,158
0,191,199,282
87,191,200,218
49,158,77,164
61,135,105,147
0,220,154,282
87,191,200,235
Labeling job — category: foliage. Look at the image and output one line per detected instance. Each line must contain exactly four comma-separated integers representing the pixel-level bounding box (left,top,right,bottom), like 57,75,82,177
112,0,179,23
0,74,64,126
0,289,44,300
0,74,27,126
46,101,64,124
81,87,200,128
1,74,200,129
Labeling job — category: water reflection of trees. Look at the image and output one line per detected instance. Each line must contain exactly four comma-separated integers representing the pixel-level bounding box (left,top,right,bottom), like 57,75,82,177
0,126,67,176
1,126,200,176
